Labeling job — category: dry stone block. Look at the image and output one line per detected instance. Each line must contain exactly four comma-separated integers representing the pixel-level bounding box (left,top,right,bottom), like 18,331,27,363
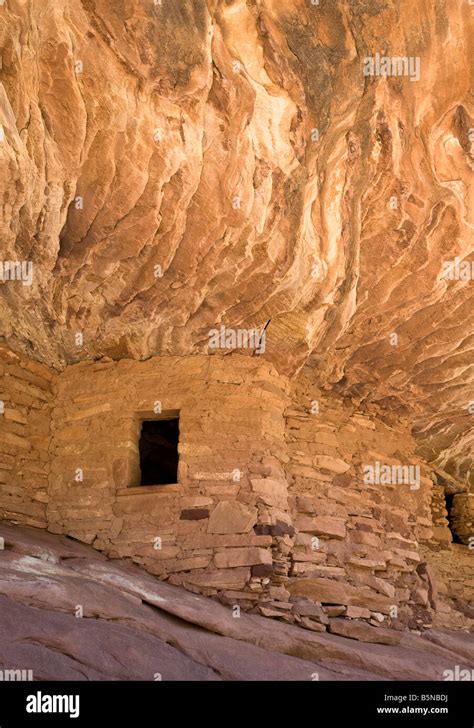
350,589,393,615
324,606,346,617
351,531,381,547
207,501,257,534
300,617,326,632
180,509,209,520
288,578,349,605
348,558,386,570
214,547,273,569
250,478,288,509
313,456,350,474
183,568,250,590
296,516,346,539
290,599,329,623
345,606,371,619
251,564,274,577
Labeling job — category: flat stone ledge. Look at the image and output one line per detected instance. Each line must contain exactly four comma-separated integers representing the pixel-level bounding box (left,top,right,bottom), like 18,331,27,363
116,484,180,497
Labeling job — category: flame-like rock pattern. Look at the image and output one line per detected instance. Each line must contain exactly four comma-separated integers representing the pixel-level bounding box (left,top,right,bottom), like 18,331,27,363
0,1,473,480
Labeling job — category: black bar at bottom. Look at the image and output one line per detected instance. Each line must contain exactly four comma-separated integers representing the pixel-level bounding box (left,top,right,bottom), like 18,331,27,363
0,680,471,726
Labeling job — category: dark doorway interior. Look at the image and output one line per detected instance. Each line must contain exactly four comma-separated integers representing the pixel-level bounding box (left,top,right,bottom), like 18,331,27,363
139,418,179,485
445,493,462,544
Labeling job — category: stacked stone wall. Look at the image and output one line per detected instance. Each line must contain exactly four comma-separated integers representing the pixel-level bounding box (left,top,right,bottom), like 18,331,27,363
0,346,53,528
0,348,472,630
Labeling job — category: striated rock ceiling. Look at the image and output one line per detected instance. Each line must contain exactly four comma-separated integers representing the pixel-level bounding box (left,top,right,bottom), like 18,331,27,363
0,1,473,480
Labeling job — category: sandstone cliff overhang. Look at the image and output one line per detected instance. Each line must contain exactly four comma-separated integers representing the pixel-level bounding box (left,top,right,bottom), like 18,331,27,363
0,0,472,482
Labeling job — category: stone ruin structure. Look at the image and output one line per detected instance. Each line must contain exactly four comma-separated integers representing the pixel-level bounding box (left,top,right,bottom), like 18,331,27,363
1,343,472,633
0,0,473,638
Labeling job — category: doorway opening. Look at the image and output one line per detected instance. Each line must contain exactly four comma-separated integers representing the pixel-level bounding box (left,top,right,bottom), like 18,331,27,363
139,417,179,485
445,493,462,544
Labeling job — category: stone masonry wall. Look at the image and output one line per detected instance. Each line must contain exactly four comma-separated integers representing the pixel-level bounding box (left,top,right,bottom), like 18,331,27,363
419,544,474,632
1,347,471,630
48,354,292,608
0,345,53,528
283,370,472,632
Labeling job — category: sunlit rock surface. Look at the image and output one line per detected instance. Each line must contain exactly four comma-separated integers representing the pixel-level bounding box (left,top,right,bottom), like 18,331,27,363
0,4,472,490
